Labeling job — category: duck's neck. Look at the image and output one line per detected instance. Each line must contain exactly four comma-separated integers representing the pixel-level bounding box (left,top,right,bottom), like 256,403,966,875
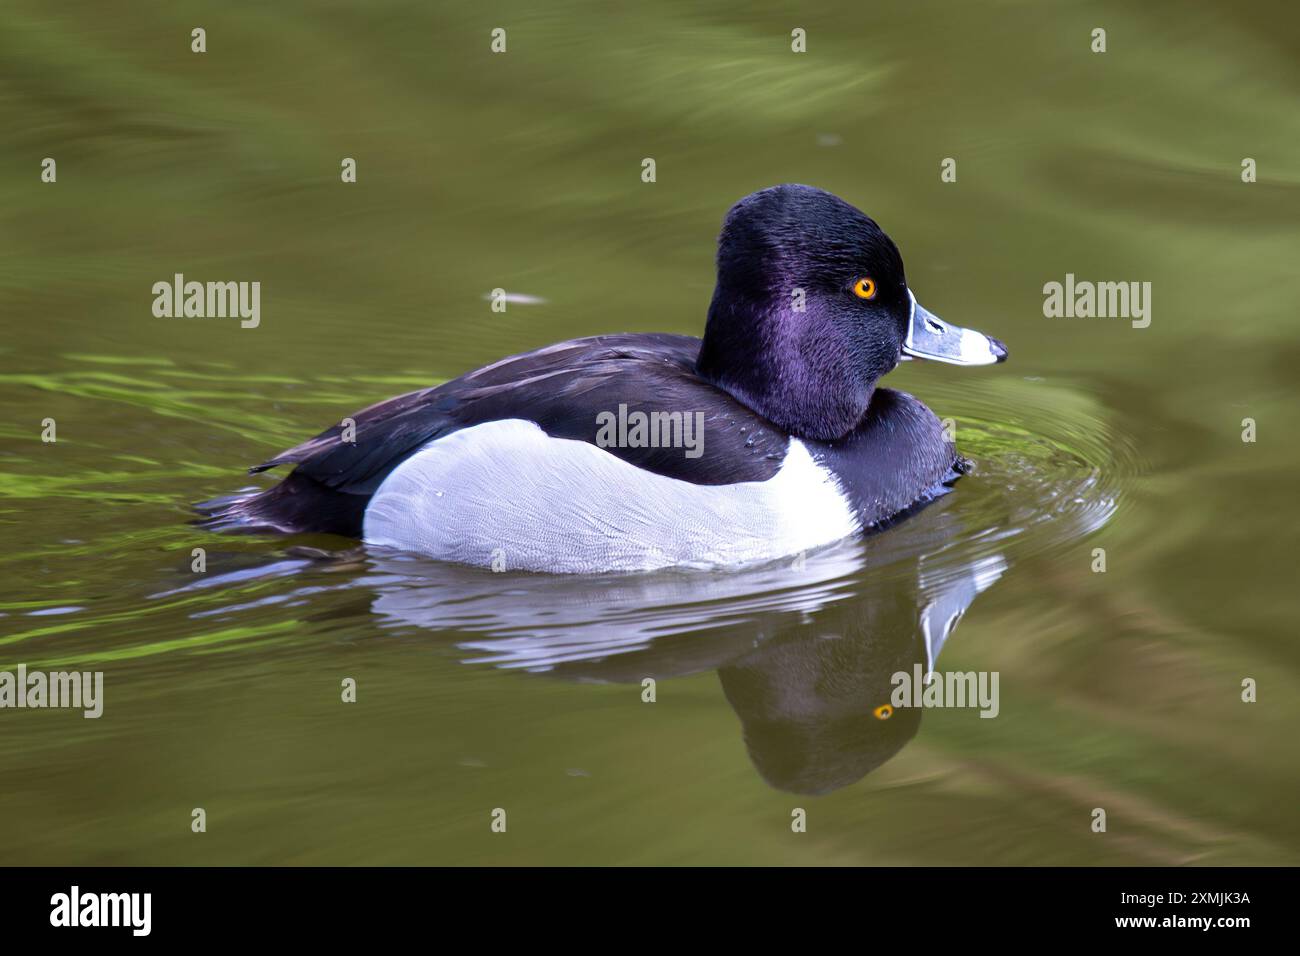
696,296,875,442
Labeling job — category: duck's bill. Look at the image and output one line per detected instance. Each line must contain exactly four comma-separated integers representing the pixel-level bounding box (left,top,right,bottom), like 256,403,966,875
902,290,1008,366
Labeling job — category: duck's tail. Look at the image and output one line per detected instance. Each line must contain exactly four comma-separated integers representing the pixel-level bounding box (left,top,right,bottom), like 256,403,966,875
193,470,368,538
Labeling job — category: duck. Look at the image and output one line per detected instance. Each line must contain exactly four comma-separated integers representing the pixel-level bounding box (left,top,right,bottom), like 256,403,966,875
197,184,1007,573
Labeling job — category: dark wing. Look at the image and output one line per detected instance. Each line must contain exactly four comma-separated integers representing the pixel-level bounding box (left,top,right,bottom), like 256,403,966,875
196,334,789,537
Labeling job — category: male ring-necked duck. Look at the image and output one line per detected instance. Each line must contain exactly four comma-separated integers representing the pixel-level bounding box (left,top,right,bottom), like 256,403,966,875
198,184,1007,573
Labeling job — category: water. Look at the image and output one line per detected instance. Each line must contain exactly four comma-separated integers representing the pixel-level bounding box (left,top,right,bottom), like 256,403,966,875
2,0,1298,864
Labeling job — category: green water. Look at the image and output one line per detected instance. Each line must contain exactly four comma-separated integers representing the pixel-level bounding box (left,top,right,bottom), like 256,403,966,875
2,0,1298,864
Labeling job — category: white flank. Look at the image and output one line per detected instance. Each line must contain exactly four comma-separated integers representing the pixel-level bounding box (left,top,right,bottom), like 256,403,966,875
363,419,858,573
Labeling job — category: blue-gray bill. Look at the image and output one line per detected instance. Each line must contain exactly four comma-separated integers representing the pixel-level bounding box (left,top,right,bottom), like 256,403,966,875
902,289,1008,366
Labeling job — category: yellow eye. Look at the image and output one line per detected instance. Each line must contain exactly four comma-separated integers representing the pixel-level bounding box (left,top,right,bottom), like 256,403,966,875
853,277,876,300
872,704,893,720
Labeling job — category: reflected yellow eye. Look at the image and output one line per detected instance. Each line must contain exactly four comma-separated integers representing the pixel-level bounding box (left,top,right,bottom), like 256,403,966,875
853,277,877,300
873,704,893,720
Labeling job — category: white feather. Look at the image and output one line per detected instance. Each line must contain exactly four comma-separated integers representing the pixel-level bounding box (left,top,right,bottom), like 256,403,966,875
362,418,858,573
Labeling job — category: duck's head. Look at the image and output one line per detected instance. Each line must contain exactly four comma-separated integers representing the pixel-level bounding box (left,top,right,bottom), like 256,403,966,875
697,184,1007,440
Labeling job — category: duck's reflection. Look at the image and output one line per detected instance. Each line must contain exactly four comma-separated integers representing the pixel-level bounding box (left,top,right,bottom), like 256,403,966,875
363,500,1007,795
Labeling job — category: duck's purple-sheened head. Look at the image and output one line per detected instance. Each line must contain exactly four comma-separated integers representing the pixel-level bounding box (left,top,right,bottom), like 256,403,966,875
697,185,1006,440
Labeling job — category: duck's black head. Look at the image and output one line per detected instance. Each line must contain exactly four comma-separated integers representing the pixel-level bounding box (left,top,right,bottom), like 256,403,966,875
697,184,1006,440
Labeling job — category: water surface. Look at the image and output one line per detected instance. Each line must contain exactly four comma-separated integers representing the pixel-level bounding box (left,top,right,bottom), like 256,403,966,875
2,0,1298,864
